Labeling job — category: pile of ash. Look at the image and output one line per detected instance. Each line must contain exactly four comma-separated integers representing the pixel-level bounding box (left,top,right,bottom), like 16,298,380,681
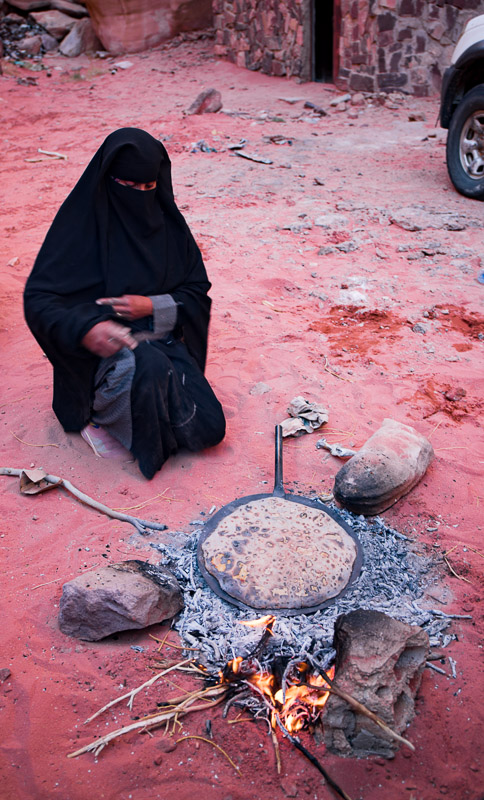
150,505,452,672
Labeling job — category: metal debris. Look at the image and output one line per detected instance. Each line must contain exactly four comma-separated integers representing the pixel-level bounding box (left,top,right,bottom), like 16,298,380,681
316,438,356,458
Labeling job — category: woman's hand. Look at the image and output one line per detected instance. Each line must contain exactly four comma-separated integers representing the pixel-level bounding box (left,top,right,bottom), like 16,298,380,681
96,294,153,321
81,321,138,357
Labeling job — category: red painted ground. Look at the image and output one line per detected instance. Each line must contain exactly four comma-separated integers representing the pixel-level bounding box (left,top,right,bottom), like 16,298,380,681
1,39,483,800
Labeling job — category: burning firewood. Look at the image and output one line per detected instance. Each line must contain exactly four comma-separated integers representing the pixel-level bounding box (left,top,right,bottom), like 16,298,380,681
68,616,415,800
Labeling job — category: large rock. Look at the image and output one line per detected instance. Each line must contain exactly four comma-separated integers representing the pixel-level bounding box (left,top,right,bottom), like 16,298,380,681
85,0,212,54
58,560,183,641
31,9,76,40
7,0,50,10
50,0,88,18
186,88,222,115
17,35,43,55
41,32,59,51
59,18,101,56
333,418,434,515
322,609,429,758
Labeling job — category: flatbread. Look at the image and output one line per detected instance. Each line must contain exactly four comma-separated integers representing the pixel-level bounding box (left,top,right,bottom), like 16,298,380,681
200,496,358,610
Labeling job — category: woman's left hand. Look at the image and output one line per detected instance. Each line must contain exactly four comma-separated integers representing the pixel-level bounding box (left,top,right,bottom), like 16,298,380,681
96,294,154,321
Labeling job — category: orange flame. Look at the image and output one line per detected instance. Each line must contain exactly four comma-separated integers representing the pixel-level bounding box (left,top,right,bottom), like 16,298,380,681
238,615,276,629
225,659,335,734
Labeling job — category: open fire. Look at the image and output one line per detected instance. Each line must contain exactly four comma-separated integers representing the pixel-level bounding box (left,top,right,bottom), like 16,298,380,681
69,611,420,800
220,616,335,735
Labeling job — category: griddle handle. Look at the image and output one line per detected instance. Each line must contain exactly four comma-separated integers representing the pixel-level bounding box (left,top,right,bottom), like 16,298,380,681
273,424,285,497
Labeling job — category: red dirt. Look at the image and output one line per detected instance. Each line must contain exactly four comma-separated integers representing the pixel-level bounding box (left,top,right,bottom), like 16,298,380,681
1,39,483,800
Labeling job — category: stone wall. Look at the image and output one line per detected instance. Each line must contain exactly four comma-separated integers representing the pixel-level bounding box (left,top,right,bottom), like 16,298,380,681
339,0,484,97
213,0,311,79
213,0,484,95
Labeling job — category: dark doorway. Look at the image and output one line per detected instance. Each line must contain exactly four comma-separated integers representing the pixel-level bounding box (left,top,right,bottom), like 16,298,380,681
313,0,334,82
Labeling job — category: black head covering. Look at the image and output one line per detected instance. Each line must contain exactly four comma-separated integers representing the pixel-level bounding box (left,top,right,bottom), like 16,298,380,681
24,128,212,431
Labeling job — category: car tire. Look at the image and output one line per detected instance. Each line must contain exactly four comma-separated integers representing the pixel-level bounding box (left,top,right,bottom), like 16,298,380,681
446,84,484,200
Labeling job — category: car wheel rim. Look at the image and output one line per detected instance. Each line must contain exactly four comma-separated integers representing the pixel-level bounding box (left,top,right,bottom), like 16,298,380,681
459,110,484,180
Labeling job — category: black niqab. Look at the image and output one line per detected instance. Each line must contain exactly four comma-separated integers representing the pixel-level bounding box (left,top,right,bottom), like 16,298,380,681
24,128,212,431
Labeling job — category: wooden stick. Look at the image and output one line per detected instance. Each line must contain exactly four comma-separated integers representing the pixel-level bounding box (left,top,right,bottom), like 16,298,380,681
0,468,167,533
244,679,351,798
271,727,282,774
84,659,192,723
274,715,353,800
38,148,67,159
11,432,59,448
249,616,276,660
466,545,484,560
70,690,228,758
443,555,471,584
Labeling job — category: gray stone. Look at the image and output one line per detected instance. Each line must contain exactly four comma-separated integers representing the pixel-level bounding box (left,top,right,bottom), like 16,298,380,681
50,0,88,18
314,212,349,229
323,609,429,758
333,418,434,515
186,88,223,115
18,35,42,55
31,9,76,40
58,560,183,641
41,32,59,51
7,0,49,10
336,240,358,253
59,18,101,56
390,207,471,232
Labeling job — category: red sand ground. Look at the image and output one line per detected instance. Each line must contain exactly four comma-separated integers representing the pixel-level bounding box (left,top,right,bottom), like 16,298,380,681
1,38,483,800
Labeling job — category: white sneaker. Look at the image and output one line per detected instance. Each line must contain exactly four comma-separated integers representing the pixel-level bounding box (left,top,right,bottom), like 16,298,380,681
81,423,129,459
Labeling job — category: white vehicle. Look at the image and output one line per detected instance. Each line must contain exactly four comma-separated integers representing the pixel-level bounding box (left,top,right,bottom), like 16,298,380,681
440,15,484,200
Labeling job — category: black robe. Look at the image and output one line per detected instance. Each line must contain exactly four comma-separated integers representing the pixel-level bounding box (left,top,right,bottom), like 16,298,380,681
24,128,225,478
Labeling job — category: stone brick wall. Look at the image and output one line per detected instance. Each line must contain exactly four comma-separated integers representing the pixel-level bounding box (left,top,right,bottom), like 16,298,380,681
339,0,484,97
213,0,311,79
213,0,484,95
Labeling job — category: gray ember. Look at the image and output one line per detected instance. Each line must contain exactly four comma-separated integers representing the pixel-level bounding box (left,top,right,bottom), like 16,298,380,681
150,504,449,671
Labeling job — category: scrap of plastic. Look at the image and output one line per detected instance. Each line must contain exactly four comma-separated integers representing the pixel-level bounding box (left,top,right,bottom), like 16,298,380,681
316,438,356,458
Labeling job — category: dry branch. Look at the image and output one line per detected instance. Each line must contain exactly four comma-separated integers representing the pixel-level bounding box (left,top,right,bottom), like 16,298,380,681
84,659,192,724
69,686,228,758
0,467,167,533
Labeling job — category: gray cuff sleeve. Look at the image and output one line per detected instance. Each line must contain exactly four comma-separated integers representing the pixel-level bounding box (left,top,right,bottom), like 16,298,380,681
149,294,178,338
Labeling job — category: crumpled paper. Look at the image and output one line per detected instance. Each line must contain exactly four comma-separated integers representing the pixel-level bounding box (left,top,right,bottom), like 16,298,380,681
19,468,61,495
280,396,329,437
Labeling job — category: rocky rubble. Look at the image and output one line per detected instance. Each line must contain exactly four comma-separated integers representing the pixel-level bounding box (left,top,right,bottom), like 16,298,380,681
0,0,99,59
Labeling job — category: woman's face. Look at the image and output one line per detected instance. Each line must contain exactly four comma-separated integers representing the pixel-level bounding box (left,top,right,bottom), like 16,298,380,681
114,178,157,192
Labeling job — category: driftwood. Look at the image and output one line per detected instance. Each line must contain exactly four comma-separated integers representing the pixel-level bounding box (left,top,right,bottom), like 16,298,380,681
0,467,167,534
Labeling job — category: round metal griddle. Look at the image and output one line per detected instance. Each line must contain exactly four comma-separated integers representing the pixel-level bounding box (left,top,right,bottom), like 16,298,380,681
197,426,363,615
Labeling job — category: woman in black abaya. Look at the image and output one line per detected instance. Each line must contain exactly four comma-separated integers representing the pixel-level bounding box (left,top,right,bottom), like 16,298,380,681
24,128,226,479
